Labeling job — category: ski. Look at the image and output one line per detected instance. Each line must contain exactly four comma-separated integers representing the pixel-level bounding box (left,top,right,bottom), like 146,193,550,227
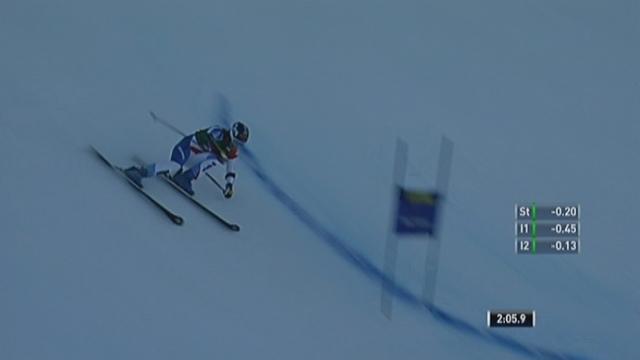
134,157,240,232
91,146,184,226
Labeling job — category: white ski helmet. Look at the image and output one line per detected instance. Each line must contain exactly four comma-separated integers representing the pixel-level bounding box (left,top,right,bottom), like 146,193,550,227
231,121,249,144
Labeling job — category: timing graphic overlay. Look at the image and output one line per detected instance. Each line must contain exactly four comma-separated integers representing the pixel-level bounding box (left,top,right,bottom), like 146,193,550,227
515,203,580,255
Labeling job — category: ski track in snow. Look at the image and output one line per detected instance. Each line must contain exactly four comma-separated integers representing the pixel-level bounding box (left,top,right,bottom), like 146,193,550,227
237,143,593,360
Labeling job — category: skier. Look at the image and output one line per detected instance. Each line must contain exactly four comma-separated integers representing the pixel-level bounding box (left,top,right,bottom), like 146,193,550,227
125,121,250,198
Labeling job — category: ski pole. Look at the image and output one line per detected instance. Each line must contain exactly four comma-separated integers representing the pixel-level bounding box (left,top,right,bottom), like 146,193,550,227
150,111,187,136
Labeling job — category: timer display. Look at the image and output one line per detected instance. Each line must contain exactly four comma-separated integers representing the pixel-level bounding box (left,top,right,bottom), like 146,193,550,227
487,310,535,328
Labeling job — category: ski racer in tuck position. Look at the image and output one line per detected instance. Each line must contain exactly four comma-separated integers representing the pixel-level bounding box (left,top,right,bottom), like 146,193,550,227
125,121,250,198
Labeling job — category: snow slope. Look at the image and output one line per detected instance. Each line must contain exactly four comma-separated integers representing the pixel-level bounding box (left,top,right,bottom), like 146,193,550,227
1,0,639,359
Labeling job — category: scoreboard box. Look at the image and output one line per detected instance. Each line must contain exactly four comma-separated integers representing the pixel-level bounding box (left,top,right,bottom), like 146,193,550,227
514,203,580,255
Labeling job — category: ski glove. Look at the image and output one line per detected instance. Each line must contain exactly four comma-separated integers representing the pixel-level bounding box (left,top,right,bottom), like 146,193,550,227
224,183,234,199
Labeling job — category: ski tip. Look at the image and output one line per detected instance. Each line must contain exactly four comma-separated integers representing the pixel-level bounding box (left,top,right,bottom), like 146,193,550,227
90,145,109,160
90,145,110,165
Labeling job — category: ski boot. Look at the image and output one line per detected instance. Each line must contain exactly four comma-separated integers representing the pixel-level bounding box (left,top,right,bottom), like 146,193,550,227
124,166,148,188
172,169,195,196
